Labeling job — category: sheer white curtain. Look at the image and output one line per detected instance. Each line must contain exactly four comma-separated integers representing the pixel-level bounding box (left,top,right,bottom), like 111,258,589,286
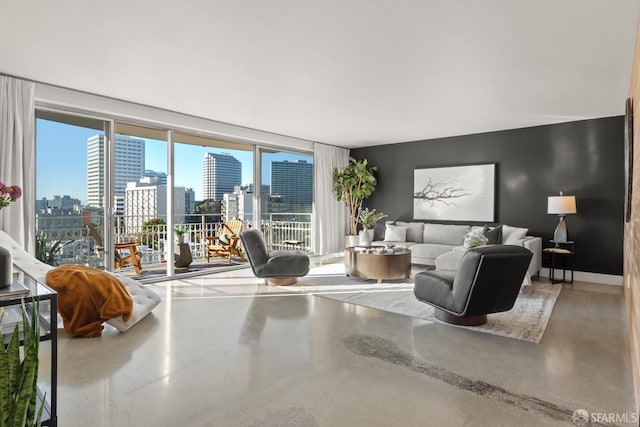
313,142,349,255
0,77,35,251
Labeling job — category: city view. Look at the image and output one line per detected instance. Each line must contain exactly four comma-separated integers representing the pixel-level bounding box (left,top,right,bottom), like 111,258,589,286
35,118,313,277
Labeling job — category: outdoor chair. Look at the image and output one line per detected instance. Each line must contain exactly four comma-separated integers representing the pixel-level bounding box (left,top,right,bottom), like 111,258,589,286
84,214,142,276
205,219,245,264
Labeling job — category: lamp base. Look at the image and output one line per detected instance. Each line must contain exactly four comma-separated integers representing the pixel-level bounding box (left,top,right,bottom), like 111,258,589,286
553,216,569,243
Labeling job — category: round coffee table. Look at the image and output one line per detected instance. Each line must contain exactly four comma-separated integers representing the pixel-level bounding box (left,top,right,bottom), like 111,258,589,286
344,247,411,283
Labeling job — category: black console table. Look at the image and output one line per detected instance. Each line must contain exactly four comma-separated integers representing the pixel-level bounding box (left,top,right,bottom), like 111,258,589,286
0,267,57,426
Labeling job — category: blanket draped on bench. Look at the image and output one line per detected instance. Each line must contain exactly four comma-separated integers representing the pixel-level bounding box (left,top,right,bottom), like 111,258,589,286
46,265,133,338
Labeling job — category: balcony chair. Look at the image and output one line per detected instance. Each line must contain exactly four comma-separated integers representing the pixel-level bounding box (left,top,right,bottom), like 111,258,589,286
240,228,310,286
84,216,142,276
205,219,245,264
414,245,532,326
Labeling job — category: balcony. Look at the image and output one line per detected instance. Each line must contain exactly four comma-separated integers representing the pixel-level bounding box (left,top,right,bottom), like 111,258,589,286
35,213,313,281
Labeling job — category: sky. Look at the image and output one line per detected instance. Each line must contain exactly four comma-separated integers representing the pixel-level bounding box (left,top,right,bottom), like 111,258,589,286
36,119,313,203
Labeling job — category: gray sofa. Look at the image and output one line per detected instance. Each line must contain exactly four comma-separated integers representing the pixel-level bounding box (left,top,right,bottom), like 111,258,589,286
373,221,542,280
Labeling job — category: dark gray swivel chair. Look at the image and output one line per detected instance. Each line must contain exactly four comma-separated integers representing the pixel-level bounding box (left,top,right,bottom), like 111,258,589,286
240,229,310,286
414,245,533,326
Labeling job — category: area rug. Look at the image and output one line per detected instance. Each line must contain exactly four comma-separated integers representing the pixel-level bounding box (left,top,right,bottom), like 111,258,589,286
315,280,561,343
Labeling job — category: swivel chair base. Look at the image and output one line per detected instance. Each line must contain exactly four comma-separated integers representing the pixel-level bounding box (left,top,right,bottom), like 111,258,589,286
435,309,487,326
267,277,298,286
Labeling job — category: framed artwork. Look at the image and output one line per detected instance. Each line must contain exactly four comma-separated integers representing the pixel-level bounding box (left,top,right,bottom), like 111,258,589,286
625,97,634,223
414,163,495,222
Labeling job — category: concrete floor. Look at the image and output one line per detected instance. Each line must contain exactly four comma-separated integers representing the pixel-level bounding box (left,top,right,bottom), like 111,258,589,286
52,266,634,427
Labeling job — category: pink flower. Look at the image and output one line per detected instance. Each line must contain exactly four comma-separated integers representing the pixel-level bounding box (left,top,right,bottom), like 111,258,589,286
0,182,22,210
9,185,21,200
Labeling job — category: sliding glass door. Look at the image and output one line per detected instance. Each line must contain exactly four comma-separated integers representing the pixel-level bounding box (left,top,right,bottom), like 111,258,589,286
173,132,253,274
35,109,314,280
258,148,313,252
35,111,108,269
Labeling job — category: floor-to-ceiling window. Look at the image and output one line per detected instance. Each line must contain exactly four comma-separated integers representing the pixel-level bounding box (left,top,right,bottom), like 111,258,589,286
113,122,168,276
259,148,313,252
173,132,253,274
35,111,108,269
35,108,313,280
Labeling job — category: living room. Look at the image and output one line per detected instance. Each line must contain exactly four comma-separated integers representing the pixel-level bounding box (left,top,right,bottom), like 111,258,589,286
1,2,640,426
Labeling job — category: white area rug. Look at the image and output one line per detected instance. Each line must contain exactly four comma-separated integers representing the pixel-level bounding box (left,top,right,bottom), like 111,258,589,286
296,263,561,343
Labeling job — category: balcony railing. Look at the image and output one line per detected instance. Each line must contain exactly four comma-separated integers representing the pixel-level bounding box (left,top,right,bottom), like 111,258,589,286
35,213,313,270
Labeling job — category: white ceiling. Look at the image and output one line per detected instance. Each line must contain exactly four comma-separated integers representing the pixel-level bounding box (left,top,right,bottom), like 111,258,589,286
1,1,639,148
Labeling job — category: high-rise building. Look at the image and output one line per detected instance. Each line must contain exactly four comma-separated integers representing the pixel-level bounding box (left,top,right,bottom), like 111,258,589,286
87,134,145,207
270,160,313,214
141,170,167,185
124,181,187,231
184,188,196,214
202,153,241,201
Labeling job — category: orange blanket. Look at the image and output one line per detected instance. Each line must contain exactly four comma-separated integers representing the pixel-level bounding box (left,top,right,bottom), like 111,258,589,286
46,265,133,338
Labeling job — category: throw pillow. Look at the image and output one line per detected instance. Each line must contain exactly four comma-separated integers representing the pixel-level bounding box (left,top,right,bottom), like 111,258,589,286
384,224,407,242
502,225,528,244
396,221,425,243
484,224,503,245
219,234,230,245
464,228,488,249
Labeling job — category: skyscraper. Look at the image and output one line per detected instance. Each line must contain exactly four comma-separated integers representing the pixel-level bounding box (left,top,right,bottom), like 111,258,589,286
202,153,241,201
270,160,313,213
87,134,145,207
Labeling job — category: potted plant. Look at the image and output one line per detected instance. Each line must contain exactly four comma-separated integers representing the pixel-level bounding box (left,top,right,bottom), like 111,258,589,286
358,208,387,246
333,157,378,247
0,301,45,427
174,225,188,244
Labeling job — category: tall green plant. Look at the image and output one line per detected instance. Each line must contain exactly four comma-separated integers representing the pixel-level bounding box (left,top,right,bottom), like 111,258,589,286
35,231,70,266
333,157,378,235
0,301,44,427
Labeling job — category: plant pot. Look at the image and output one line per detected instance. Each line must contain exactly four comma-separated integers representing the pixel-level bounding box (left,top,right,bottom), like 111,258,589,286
176,235,185,244
345,235,359,248
359,229,374,247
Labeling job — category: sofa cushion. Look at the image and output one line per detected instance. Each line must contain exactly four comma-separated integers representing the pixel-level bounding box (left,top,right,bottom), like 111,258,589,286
410,243,456,261
502,225,528,244
396,221,425,243
484,224,503,244
384,224,407,242
423,224,470,246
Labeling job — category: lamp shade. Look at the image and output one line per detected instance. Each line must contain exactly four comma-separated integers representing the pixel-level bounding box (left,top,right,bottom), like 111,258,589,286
547,195,577,215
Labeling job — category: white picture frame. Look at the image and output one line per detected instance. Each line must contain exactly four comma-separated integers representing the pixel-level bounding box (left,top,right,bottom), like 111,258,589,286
413,164,495,221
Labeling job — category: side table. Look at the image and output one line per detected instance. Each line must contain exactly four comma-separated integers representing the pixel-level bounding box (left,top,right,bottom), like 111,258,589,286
543,241,574,285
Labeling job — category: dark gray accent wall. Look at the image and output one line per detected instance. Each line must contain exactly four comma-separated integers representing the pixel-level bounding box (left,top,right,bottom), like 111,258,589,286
351,117,624,275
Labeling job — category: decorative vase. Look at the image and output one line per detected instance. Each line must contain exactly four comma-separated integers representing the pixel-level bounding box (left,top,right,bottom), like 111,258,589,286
359,229,372,247
0,246,12,289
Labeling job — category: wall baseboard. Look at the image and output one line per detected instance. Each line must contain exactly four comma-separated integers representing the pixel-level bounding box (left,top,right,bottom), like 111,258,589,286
539,268,622,286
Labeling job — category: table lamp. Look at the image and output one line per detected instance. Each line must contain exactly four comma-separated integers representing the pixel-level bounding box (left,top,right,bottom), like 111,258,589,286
547,192,577,243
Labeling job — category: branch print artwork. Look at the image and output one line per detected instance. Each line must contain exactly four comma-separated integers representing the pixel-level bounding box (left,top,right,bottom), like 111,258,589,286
413,164,495,221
